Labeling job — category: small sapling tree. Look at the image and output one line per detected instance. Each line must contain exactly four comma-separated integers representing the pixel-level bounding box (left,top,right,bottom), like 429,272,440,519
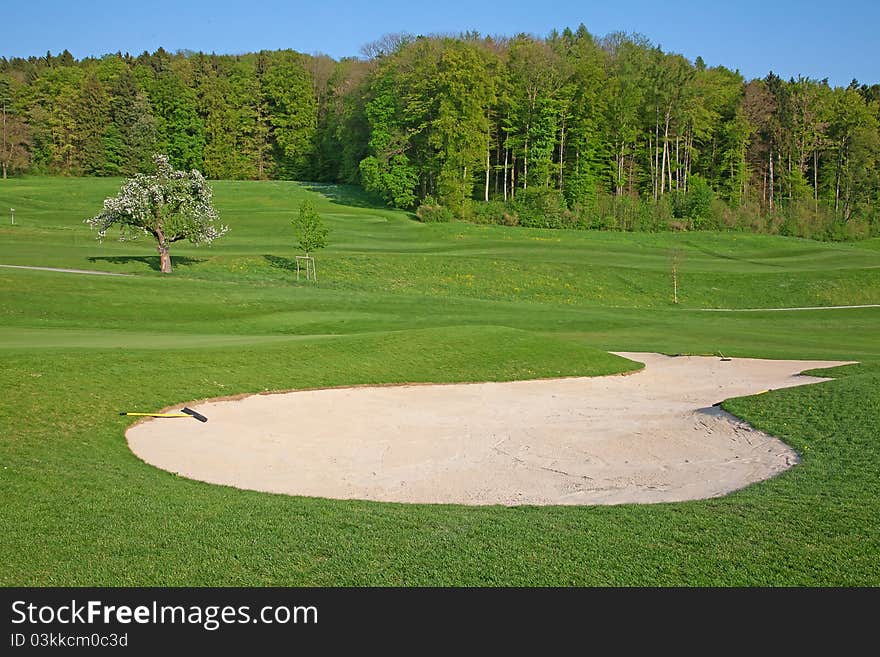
86,154,227,273
291,200,329,280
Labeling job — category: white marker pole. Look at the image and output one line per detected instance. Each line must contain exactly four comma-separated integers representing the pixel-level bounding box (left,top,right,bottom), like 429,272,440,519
10,208,13,225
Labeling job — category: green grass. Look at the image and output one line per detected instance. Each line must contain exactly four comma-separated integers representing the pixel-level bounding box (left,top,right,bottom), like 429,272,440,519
0,176,878,585
3,177,879,310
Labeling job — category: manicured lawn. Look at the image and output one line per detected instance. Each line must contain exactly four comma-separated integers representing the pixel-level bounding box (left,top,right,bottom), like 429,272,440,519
0,177,877,585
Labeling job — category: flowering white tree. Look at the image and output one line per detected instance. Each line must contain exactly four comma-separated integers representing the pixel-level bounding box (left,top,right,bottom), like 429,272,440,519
86,154,228,273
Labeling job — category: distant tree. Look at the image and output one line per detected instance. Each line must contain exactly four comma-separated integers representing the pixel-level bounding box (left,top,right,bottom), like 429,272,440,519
431,39,497,213
359,33,413,60
742,78,778,210
506,36,563,190
74,73,110,174
2,38,880,237
357,64,420,208
261,50,317,178
143,68,205,170
106,71,158,175
827,86,879,221
25,65,84,173
86,154,227,273
291,200,329,257
0,84,30,177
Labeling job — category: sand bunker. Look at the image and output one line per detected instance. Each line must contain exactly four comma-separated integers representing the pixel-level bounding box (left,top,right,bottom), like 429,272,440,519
127,353,851,506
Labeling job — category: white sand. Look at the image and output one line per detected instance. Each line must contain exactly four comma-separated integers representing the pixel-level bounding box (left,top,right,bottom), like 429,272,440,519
126,353,851,506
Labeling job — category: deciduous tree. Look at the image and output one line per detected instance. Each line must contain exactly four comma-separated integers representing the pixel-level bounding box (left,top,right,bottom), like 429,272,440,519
291,200,329,257
86,154,227,273
0,78,30,178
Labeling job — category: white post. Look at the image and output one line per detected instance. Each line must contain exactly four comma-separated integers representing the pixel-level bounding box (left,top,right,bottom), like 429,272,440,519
673,264,678,305
10,208,14,225
295,255,316,282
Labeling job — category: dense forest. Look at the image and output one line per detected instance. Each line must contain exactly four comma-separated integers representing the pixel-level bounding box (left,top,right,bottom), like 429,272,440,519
2,27,879,239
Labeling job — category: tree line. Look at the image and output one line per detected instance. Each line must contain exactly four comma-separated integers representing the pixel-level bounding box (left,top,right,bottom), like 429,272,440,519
2,27,879,239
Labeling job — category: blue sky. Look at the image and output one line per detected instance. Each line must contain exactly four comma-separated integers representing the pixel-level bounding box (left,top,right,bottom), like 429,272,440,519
4,1,878,86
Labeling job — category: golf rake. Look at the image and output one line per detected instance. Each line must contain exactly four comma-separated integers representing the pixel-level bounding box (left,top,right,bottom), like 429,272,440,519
120,407,208,422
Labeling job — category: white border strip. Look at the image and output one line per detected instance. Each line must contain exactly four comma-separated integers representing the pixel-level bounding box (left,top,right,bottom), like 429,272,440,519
697,304,879,312
0,264,132,277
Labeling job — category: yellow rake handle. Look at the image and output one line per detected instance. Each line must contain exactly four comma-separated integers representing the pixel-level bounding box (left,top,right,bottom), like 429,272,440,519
120,412,191,418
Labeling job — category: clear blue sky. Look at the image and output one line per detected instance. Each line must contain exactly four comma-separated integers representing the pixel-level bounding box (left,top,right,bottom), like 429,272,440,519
5,0,878,86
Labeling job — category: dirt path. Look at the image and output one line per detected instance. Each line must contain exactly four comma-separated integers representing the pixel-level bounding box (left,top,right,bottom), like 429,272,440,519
0,264,132,276
127,353,853,506
697,304,879,312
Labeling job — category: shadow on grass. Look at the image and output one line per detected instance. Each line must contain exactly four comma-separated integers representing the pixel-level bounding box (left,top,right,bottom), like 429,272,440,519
681,240,785,268
300,182,426,224
300,182,389,210
264,254,296,272
264,255,316,283
87,255,206,272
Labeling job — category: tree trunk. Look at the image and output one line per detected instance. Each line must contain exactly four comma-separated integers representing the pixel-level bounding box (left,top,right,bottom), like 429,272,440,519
1,105,6,180
769,146,775,213
834,138,844,215
523,128,529,189
710,136,716,182
616,143,624,196
628,153,635,196
675,135,680,191
494,142,500,196
503,147,508,202
683,130,691,192
787,150,792,201
660,138,666,195
558,113,566,190
672,263,678,304
485,121,491,203
510,153,516,200
156,227,172,273
158,244,172,273
654,106,660,201
660,111,670,195
842,141,850,221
